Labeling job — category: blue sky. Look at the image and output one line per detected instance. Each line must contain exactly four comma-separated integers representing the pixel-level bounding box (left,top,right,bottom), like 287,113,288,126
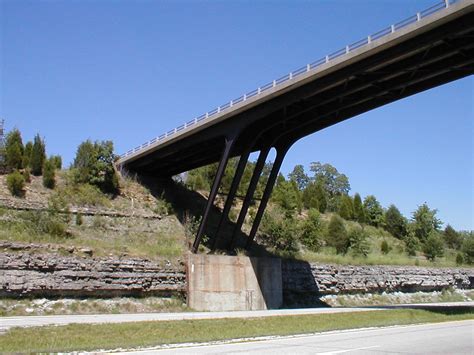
1,0,472,230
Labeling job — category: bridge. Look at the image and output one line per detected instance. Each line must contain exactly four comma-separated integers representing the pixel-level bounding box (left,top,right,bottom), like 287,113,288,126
117,0,474,253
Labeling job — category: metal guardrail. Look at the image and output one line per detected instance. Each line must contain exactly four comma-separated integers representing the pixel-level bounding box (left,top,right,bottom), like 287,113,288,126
120,0,459,159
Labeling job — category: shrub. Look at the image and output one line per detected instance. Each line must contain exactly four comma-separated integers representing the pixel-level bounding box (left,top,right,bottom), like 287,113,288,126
349,227,371,257
299,208,324,252
50,155,62,170
72,140,119,194
456,253,464,265
39,215,67,237
22,168,31,183
43,159,56,189
6,171,25,197
461,237,474,264
259,207,299,254
326,214,349,254
381,240,391,254
423,232,445,261
75,213,83,226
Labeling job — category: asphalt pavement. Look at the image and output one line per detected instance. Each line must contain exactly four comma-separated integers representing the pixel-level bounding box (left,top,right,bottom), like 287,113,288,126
119,320,474,354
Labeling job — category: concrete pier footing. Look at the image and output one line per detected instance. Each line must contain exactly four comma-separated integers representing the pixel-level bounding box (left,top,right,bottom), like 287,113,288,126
186,254,282,311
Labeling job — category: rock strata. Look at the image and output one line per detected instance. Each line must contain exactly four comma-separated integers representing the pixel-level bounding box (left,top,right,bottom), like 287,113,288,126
282,261,473,295
0,252,185,297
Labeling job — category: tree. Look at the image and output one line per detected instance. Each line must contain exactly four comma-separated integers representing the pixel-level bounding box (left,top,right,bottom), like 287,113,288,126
23,141,33,168
300,208,324,252
310,162,350,195
288,164,309,191
327,214,349,254
404,227,419,256
349,227,371,257
5,128,24,170
6,170,25,197
72,140,119,194
30,134,46,176
339,195,354,220
302,181,327,213
353,193,365,223
272,175,301,215
461,235,474,264
363,195,384,227
50,155,62,170
412,203,442,242
443,225,462,250
259,207,299,254
423,232,445,261
381,240,391,254
384,204,407,239
42,158,56,189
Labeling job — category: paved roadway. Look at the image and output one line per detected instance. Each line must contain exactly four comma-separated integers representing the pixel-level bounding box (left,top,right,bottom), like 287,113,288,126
120,320,474,355
0,302,472,332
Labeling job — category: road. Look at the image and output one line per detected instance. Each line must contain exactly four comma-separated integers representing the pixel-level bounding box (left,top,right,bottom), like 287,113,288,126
0,302,471,332
120,320,474,355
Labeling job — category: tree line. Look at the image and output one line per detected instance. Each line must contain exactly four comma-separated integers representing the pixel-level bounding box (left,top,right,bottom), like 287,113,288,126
0,127,118,197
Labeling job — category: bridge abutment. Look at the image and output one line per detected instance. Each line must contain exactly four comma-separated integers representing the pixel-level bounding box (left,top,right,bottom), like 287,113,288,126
187,254,282,311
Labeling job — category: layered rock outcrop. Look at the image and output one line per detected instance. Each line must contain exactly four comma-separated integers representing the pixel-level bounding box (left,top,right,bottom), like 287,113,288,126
0,252,185,297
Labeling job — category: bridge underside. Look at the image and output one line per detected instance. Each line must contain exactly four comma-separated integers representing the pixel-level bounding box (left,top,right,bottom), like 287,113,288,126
124,10,474,253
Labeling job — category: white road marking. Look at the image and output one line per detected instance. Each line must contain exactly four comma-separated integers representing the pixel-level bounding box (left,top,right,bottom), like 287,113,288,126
315,345,380,354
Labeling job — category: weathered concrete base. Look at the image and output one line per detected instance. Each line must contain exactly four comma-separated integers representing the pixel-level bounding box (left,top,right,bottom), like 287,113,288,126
187,254,282,311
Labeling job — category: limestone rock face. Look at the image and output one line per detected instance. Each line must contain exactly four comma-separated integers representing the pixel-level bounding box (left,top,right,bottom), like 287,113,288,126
282,261,473,295
0,252,185,297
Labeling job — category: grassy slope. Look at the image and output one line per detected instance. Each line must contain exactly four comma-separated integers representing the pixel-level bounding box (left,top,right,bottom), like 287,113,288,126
0,172,187,260
0,309,472,352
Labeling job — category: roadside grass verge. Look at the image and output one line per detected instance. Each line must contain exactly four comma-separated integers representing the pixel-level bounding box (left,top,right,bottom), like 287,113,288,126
1,309,472,353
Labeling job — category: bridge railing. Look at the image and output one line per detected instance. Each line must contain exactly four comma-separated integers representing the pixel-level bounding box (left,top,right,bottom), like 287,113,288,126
120,0,459,159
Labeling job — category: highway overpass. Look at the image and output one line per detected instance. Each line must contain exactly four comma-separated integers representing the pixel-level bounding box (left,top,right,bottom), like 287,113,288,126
117,0,474,252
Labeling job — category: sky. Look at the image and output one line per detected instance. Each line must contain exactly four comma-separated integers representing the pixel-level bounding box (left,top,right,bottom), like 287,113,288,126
0,0,472,230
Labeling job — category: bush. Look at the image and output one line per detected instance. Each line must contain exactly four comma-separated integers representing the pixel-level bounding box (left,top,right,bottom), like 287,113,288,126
5,128,24,171
461,237,474,264
349,227,371,257
456,253,464,265
326,214,349,254
299,208,324,252
43,159,56,189
381,240,391,254
423,232,445,261
22,168,31,183
39,215,67,237
50,155,62,170
259,208,299,254
75,213,83,226
72,140,119,194
6,171,25,197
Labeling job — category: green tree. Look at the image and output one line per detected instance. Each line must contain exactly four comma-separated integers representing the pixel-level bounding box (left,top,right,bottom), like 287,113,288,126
384,204,407,239
72,140,119,194
299,208,324,252
310,162,350,197
404,226,419,256
30,134,46,176
381,240,391,254
50,155,62,170
339,195,354,220
259,207,299,254
5,128,24,170
288,164,309,191
6,170,25,197
443,225,462,250
272,175,301,215
302,181,327,213
42,158,56,189
461,235,474,264
23,141,33,168
363,195,384,227
353,193,365,223
349,227,371,257
327,214,349,254
412,203,442,242
423,232,445,261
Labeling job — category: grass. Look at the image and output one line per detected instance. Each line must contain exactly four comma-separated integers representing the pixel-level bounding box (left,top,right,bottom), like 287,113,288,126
0,309,472,353
0,297,188,317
